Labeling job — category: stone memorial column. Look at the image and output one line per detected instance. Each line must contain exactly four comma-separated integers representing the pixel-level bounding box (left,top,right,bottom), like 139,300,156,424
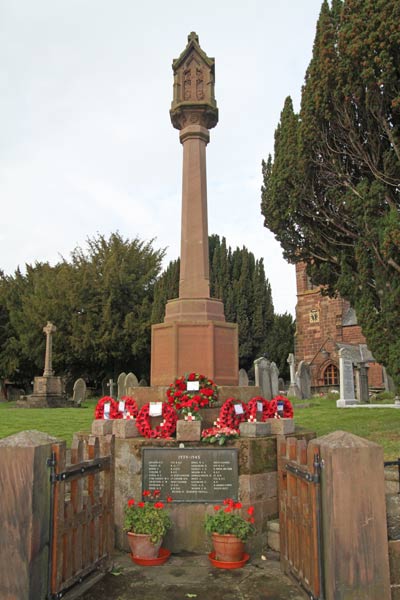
151,32,238,385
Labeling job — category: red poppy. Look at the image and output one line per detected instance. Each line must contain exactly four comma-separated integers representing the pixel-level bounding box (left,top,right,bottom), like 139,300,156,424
127,499,135,507
137,502,145,508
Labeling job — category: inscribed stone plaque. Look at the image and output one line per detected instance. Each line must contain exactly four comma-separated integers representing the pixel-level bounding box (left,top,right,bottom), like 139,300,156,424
142,447,238,503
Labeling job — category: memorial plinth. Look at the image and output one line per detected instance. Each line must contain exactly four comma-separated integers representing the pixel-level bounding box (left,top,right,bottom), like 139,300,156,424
150,32,238,386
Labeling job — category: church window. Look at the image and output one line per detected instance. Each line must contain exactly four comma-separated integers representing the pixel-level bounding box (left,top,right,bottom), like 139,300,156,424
323,364,339,386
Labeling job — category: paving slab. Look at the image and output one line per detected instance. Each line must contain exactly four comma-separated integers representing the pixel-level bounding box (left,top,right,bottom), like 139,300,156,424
79,551,307,600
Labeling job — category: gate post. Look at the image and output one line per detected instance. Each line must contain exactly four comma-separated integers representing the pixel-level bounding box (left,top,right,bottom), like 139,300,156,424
0,430,58,600
312,430,391,599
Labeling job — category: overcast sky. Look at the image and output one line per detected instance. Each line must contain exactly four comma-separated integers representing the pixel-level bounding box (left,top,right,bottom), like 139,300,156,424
1,0,322,316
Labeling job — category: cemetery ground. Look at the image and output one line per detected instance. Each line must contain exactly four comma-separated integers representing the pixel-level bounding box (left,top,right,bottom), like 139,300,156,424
0,394,399,459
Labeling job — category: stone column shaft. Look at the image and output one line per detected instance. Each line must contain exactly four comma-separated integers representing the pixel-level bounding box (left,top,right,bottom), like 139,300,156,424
179,125,210,299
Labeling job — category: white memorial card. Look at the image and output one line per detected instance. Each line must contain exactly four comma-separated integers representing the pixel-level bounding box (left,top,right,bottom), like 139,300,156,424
187,381,200,391
118,401,125,412
149,402,163,417
104,402,111,419
257,401,263,412
234,404,244,415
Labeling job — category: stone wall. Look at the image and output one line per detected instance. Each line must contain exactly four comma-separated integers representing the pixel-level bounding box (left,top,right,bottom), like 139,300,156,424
385,466,400,599
87,425,314,556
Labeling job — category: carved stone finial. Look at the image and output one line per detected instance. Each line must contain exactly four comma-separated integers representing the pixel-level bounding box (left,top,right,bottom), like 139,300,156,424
188,31,199,44
170,33,218,131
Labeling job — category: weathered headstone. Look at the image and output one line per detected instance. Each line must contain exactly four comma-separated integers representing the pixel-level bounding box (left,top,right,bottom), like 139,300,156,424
125,372,139,392
238,368,249,387
337,348,358,407
117,372,127,399
101,376,109,397
354,362,369,403
270,362,280,397
254,357,272,400
287,353,301,398
138,378,148,387
383,367,396,393
296,360,311,400
72,378,86,405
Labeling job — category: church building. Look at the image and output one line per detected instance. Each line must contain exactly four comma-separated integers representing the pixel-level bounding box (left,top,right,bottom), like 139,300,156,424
294,262,385,394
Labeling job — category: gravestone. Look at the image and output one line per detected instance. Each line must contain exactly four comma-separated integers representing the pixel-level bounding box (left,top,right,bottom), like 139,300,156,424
296,361,311,400
125,372,139,393
238,368,249,387
117,372,127,399
254,357,272,400
355,362,369,403
101,376,109,397
138,378,148,387
383,367,396,393
337,348,358,407
270,362,279,397
72,378,86,405
287,353,301,398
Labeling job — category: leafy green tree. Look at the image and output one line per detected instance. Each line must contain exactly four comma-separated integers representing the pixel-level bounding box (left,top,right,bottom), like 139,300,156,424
261,0,400,383
0,233,165,387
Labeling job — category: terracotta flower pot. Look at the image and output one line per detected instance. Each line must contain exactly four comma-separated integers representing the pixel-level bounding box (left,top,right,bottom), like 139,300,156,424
211,533,245,562
127,532,162,559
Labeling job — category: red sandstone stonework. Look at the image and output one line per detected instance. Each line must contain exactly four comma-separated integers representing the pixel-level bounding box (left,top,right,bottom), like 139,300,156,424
151,33,238,386
295,262,384,390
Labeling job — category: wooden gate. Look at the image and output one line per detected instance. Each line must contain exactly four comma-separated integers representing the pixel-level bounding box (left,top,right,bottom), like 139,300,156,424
48,434,114,599
278,436,324,600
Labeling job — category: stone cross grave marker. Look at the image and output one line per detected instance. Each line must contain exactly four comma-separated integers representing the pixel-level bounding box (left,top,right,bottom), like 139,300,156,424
238,368,249,387
117,372,127,399
43,321,57,377
337,348,358,407
107,378,115,398
254,357,272,400
72,378,86,405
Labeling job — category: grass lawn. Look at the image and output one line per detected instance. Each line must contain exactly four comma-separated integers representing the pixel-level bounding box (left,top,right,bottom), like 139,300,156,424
0,399,98,446
0,396,399,459
294,397,400,460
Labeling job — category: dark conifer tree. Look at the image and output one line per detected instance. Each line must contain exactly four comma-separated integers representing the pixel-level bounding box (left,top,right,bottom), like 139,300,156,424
261,0,400,383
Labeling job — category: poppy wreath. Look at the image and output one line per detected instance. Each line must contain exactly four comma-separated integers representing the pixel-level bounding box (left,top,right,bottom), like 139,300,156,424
245,396,270,422
218,397,247,429
166,372,218,412
94,396,121,419
136,402,178,439
119,395,138,419
267,395,294,419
